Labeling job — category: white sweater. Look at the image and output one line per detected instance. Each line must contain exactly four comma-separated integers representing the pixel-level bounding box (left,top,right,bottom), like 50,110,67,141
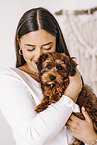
0,67,80,145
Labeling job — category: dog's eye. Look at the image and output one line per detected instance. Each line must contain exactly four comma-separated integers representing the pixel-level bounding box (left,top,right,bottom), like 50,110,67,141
58,66,63,70
46,65,51,69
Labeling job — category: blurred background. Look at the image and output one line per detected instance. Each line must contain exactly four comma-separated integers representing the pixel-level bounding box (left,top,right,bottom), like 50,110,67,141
0,0,97,144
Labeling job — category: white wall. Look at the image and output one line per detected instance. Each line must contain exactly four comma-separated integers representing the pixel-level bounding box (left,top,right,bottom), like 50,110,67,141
0,0,97,144
0,0,97,69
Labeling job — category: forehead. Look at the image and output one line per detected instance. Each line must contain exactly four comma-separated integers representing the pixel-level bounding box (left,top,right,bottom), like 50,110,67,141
20,29,56,45
42,57,66,69
45,58,64,64
44,54,65,64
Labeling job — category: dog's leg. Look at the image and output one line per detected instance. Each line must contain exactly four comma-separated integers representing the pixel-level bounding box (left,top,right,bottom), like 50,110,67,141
49,79,69,104
49,86,65,103
35,96,49,113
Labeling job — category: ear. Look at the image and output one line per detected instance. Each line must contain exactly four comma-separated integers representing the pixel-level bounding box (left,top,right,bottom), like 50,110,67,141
36,53,48,71
67,57,78,76
62,54,77,76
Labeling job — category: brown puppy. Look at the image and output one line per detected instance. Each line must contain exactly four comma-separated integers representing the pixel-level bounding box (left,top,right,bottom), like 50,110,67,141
35,52,97,145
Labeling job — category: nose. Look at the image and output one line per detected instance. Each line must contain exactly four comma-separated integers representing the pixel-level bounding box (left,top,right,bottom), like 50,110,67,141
37,48,42,57
36,48,42,61
50,76,56,81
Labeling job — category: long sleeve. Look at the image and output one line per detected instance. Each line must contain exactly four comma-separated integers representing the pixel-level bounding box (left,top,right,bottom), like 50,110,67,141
0,68,80,145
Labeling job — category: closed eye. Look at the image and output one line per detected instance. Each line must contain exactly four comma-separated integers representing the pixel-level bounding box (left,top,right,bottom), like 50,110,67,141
25,44,36,51
43,46,52,50
27,48,35,51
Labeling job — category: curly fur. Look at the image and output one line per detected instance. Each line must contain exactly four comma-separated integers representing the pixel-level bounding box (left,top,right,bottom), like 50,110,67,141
35,52,97,145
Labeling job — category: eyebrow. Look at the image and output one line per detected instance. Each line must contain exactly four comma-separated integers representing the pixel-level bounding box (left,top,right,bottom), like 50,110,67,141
42,42,53,47
24,42,53,47
24,44,36,47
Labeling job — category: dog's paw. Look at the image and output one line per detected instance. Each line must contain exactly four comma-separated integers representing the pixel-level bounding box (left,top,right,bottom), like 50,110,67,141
35,103,48,113
49,93,61,104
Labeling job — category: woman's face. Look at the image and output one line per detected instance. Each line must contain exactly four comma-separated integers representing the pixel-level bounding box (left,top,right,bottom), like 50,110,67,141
20,29,56,72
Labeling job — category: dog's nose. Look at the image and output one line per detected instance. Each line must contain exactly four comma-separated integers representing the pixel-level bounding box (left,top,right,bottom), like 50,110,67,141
50,76,56,81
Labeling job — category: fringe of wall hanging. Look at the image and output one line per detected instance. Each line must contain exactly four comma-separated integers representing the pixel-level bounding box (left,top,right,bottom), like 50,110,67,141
55,7,97,95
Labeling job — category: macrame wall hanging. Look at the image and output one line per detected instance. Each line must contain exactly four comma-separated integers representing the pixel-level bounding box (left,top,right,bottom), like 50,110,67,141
55,7,97,95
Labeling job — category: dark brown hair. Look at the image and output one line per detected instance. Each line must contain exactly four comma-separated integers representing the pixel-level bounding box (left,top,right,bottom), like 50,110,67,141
15,7,70,67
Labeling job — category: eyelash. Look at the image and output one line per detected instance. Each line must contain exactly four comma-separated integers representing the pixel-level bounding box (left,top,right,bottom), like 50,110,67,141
27,48,35,51
44,46,52,50
27,46,52,52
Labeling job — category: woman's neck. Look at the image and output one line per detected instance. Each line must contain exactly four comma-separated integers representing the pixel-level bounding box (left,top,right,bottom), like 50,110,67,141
18,64,40,82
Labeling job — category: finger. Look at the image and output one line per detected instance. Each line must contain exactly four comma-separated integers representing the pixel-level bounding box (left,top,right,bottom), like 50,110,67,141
66,119,75,128
66,124,70,129
66,123,75,130
70,114,80,122
66,119,72,126
69,114,76,120
66,118,79,130
81,107,92,122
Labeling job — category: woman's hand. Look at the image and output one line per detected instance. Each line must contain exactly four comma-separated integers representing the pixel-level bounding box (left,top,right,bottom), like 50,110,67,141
66,107,97,144
64,69,82,102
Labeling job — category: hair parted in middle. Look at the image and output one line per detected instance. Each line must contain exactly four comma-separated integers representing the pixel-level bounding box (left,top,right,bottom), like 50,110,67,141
15,7,70,68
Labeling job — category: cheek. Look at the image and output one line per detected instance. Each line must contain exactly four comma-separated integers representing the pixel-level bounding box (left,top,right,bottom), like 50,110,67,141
51,44,56,52
22,50,34,60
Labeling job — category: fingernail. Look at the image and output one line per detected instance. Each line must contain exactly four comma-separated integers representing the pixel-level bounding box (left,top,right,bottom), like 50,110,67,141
82,107,85,110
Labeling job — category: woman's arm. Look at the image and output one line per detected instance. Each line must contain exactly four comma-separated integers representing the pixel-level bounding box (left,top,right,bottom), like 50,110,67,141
64,69,82,102
66,107,97,144
0,68,80,145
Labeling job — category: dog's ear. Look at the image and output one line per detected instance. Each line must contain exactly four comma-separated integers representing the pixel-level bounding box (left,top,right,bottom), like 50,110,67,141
62,54,77,76
36,53,49,71
68,57,78,76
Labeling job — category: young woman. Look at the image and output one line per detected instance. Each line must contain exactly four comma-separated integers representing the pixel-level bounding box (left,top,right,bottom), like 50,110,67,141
0,7,97,145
